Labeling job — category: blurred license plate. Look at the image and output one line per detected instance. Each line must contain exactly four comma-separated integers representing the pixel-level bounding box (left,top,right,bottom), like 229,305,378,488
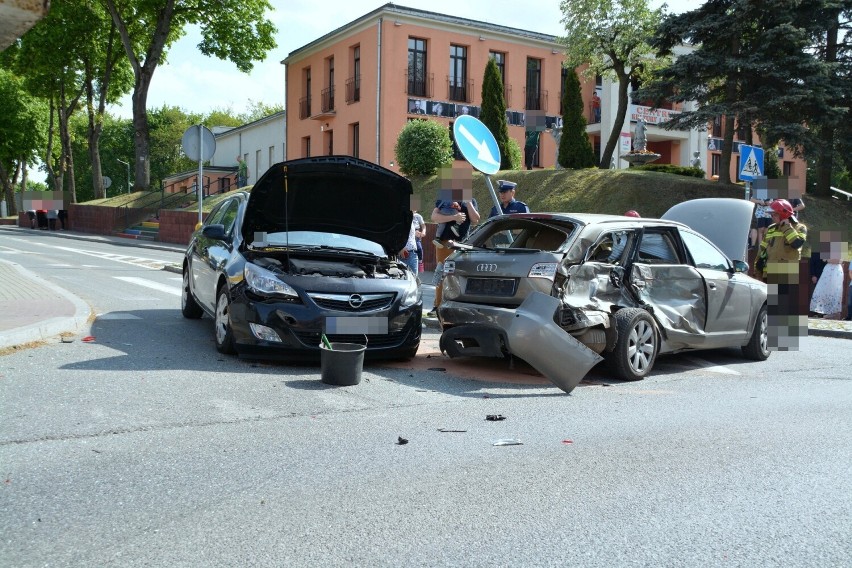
465,278,516,296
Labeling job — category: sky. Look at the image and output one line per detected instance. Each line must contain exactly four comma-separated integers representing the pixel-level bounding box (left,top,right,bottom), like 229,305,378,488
109,0,697,120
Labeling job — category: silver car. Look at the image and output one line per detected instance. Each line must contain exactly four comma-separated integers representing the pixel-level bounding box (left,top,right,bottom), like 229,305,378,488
437,198,768,391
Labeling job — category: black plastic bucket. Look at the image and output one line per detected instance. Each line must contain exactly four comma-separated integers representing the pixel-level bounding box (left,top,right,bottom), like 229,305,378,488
320,342,366,386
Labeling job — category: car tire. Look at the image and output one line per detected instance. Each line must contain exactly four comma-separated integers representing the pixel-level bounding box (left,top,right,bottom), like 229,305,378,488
214,287,236,355
607,308,658,381
181,268,203,319
742,304,770,361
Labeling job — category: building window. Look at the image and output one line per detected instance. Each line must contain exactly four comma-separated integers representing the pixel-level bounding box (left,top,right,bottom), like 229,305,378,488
711,153,721,177
490,51,509,106
783,161,793,177
302,136,311,158
449,45,468,102
269,145,274,167
711,116,722,138
351,122,360,158
408,37,428,96
321,57,335,112
255,150,261,181
526,57,542,110
347,45,361,103
300,67,312,119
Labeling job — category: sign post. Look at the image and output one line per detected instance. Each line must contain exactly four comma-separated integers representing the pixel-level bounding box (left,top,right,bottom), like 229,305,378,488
182,125,216,226
452,115,501,214
738,144,765,200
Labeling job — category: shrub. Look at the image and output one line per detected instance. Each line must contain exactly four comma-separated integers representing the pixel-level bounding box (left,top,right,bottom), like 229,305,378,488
506,137,523,170
394,119,453,176
634,163,705,178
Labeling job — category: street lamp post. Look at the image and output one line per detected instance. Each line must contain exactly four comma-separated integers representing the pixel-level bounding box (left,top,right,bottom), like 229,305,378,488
116,159,130,194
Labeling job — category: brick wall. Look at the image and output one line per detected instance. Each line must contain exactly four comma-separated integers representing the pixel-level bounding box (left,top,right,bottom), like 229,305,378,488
159,210,207,245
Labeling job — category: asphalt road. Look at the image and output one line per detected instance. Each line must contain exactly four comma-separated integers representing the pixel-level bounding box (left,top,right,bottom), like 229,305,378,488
1,232,850,567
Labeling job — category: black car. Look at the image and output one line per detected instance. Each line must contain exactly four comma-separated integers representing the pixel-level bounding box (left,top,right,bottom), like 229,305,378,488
181,156,422,360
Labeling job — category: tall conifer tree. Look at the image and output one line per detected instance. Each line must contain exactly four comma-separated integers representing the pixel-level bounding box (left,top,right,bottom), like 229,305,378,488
479,58,512,170
559,69,597,169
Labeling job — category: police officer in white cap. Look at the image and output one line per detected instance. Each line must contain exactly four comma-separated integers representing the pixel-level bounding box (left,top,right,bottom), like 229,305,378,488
489,180,530,218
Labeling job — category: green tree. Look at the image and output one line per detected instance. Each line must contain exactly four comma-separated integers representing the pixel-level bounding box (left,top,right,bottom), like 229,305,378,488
559,0,665,171
479,58,512,170
559,68,597,169
394,120,453,176
105,0,277,190
0,68,48,215
640,0,845,188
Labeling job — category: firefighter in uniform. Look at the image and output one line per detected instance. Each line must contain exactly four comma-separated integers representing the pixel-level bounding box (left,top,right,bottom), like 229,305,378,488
754,198,808,350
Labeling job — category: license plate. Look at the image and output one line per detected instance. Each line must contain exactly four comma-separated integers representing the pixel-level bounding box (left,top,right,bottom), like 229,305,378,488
465,278,516,297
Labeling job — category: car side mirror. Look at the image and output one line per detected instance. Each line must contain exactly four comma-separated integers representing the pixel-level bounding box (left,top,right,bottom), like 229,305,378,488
202,224,227,240
732,260,749,273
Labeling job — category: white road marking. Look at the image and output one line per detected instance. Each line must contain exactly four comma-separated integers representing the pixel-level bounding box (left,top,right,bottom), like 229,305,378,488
681,356,741,375
114,276,181,296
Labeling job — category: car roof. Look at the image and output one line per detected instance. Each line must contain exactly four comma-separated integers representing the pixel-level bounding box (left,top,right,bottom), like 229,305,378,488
502,212,687,228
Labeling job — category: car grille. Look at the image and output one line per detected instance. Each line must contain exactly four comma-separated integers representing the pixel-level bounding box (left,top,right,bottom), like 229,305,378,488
464,278,518,297
307,292,395,312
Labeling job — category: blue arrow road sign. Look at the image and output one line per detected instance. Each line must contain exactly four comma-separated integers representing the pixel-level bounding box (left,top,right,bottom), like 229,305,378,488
738,145,764,181
452,115,501,175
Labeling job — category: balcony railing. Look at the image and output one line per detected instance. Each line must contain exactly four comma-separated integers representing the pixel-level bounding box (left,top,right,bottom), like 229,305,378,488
524,89,548,111
299,95,311,119
406,70,433,97
321,86,335,113
345,75,360,103
448,78,473,103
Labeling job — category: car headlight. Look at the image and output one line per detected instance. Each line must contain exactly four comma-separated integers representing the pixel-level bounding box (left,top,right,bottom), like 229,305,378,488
399,275,421,307
244,263,299,298
528,262,557,280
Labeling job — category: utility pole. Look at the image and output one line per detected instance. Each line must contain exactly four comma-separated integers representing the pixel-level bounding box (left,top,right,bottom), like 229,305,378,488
117,159,131,193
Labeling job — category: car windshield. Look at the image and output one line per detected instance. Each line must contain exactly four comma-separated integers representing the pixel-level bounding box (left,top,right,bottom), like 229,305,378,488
470,218,574,251
252,231,386,257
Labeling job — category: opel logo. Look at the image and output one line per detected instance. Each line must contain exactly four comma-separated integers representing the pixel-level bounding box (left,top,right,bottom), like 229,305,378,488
348,294,364,308
476,263,497,272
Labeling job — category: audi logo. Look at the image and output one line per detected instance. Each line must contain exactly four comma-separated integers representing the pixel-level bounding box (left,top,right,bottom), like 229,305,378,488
348,294,364,308
476,263,498,272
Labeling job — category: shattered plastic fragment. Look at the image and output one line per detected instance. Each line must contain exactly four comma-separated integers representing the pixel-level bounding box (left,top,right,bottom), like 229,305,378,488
397,437,409,445
81,336,95,342
492,439,523,446
437,428,467,433
562,439,574,445
486,414,506,421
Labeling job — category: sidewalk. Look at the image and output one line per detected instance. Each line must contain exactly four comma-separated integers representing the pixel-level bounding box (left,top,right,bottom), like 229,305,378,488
0,225,850,349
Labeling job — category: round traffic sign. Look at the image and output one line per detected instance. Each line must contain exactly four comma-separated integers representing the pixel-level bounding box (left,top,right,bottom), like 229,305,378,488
182,125,216,162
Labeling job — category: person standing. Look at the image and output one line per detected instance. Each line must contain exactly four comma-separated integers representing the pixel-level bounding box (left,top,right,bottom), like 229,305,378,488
754,199,808,283
809,234,848,319
412,209,425,271
236,156,248,188
524,130,539,170
749,195,773,250
429,195,479,316
400,216,419,276
591,91,601,123
754,199,808,348
489,180,530,218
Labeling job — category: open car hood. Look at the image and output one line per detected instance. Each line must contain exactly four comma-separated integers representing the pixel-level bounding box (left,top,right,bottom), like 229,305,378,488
242,156,413,255
662,197,754,262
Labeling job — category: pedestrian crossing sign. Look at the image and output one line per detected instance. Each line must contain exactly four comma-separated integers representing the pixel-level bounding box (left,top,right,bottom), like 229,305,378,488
738,145,764,181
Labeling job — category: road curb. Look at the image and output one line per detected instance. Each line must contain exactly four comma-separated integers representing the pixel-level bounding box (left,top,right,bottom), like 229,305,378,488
0,260,92,349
